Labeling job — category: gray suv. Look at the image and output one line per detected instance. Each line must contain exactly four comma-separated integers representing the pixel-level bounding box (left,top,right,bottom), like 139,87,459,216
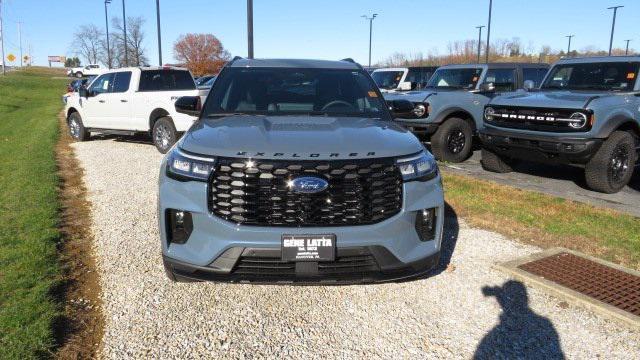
158,58,445,283
384,63,549,162
481,56,640,193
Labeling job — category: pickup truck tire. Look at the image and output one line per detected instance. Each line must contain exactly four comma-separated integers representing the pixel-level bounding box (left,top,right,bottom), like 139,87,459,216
152,116,178,154
68,112,89,141
480,148,514,173
585,131,637,193
431,117,473,163
75,72,83,78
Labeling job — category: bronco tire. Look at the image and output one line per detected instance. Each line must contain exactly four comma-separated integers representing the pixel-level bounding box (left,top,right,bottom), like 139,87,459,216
67,112,89,141
431,117,473,163
75,71,83,78
585,131,637,193
152,116,178,154
480,148,514,173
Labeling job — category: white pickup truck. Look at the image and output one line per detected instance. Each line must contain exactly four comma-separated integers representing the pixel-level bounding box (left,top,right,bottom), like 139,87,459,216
65,66,206,153
67,64,107,78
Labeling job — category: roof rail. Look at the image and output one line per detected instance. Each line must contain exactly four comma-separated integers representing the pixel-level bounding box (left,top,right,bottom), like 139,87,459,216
340,58,363,70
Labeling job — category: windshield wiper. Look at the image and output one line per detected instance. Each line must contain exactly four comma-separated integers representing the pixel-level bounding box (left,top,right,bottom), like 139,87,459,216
205,112,250,118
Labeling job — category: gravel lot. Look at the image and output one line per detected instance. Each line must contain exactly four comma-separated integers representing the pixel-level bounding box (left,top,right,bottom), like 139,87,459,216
73,138,640,359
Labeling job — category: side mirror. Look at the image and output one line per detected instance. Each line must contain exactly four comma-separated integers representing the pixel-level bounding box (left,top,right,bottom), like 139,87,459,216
523,80,535,91
480,82,495,92
388,99,415,118
398,81,412,91
79,87,90,98
175,96,201,117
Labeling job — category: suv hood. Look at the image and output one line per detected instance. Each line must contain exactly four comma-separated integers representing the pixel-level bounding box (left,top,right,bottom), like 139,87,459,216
490,90,608,109
180,115,423,160
383,90,437,103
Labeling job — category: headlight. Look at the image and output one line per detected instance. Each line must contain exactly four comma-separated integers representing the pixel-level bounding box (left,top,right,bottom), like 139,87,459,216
166,148,215,181
484,106,496,121
568,112,588,129
412,103,429,118
397,151,438,181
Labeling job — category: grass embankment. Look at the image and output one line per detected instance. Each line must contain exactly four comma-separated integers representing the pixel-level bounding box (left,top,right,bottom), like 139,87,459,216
443,171,640,269
0,68,67,358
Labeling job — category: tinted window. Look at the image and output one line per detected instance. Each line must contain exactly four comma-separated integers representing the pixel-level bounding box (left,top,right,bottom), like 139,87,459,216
405,67,437,89
485,68,516,91
89,73,114,94
427,68,483,89
542,62,639,91
204,68,388,119
139,70,196,91
112,71,132,93
523,68,548,87
371,70,404,90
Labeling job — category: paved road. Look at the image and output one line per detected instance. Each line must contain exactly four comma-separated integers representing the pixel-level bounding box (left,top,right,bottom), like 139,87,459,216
441,150,640,218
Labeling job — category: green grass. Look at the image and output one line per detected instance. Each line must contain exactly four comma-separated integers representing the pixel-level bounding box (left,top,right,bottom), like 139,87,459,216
0,68,67,358
443,171,640,269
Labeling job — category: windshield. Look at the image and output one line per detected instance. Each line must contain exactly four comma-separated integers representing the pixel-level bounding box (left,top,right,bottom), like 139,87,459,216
371,70,404,90
427,68,483,89
203,68,388,119
541,62,639,91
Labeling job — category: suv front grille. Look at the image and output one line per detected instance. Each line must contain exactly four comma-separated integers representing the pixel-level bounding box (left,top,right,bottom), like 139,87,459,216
208,157,403,226
487,106,591,132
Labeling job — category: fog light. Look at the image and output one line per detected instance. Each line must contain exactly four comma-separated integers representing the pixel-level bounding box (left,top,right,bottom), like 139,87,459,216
415,208,437,242
167,209,193,245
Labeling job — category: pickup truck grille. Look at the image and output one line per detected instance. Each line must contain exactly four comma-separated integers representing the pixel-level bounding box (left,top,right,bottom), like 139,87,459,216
486,106,592,132
208,157,403,227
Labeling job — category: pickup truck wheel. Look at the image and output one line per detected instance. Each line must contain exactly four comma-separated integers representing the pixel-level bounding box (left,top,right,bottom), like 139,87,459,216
480,148,514,173
152,117,177,154
585,131,637,193
67,112,89,141
431,117,473,162
75,72,83,78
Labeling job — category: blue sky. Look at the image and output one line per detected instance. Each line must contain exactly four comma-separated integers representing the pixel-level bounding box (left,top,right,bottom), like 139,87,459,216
1,0,639,66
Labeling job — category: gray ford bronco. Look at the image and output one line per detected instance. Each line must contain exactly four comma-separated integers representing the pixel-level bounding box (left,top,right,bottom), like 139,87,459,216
158,58,445,283
384,63,549,162
481,56,640,193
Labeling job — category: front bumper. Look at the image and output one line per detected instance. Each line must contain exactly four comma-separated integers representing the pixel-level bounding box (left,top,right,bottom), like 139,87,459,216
479,126,603,165
158,166,445,284
394,119,439,136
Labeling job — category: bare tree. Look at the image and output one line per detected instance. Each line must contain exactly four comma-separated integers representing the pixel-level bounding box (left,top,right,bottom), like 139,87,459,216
71,24,104,65
111,16,149,67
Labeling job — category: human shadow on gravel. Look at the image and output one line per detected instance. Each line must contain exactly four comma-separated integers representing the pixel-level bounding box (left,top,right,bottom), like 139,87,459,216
474,280,565,360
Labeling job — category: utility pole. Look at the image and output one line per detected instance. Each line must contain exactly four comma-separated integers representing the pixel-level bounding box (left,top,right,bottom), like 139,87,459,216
624,39,631,55
0,0,5,75
17,21,22,67
104,0,111,68
476,25,485,63
566,35,574,56
156,0,162,65
607,5,623,56
122,0,128,66
485,0,492,63
247,0,253,58
361,14,378,67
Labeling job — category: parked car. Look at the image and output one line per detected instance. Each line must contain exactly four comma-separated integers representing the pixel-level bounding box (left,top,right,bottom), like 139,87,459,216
159,58,444,283
480,56,640,193
67,64,107,78
371,66,438,92
194,75,216,86
65,66,208,153
384,63,550,162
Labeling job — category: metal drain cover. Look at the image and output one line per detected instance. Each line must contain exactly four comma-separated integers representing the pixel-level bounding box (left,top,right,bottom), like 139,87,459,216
496,248,640,327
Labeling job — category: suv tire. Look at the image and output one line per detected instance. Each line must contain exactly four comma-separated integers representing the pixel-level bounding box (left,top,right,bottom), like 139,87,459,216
481,148,514,173
75,72,83,78
152,117,178,154
431,117,473,163
585,131,637,193
68,112,89,141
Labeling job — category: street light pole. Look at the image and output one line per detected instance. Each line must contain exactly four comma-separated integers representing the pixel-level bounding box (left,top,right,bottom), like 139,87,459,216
624,39,631,55
476,25,485,63
104,0,111,68
17,21,22,67
247,0,254,58
361,14,378,67
485,0,492,63
607,5,623,56
0,0,5,75
156,0,162,66
122,0,128,66
566,35,574,56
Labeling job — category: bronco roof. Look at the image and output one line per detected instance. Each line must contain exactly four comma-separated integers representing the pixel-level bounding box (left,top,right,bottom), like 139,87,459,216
555,55,640,64
438,62,549,69
229,58,361,70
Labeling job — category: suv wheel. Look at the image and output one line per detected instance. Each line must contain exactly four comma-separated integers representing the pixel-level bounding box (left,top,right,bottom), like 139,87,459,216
75,72,83,78
585,131,637,193
152,116,178,154
431,117,473,162
481,148,515,173
68,112,89,141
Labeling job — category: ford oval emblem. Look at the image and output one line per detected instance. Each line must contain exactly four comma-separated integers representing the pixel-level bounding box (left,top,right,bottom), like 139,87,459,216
289,177,329,194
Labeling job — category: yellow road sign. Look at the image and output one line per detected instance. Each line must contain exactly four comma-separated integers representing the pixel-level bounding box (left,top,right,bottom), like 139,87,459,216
7,54,16,62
